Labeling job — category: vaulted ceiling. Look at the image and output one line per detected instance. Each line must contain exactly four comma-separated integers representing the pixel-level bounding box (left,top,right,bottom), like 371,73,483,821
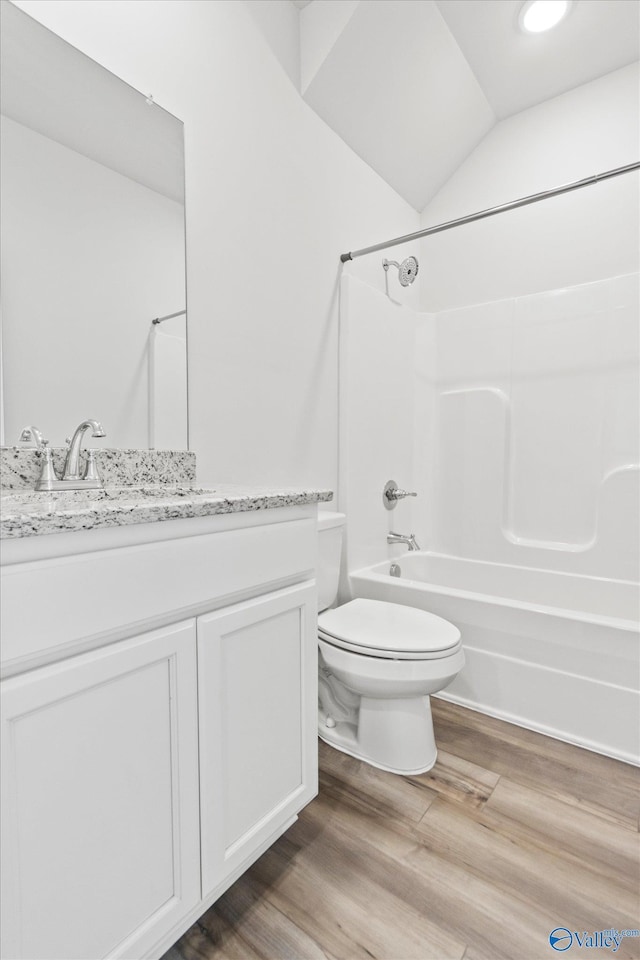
295,0,639,211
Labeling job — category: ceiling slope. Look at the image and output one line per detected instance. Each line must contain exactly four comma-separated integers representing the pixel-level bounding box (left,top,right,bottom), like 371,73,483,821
436,0,640,119
300,0,360,93
300,0,495,211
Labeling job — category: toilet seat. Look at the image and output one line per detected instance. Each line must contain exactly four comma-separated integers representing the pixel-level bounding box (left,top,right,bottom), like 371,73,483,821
318,598,461,661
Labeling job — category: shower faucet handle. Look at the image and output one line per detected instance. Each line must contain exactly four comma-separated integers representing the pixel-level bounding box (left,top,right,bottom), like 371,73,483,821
383,480,417,510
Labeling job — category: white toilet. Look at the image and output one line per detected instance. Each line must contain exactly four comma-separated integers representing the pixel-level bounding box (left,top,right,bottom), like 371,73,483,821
316,511,464,775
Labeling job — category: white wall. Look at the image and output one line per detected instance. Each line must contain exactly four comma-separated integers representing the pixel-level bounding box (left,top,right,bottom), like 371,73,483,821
340,63,639,585
149,317,188,450
414,63,639,581
419,63,639,312
1,114,185,448
339,275,422,579
12,0,419,491
243,0,300,90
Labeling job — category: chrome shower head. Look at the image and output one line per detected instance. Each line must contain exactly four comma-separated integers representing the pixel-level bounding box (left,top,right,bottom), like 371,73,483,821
382,256,419,286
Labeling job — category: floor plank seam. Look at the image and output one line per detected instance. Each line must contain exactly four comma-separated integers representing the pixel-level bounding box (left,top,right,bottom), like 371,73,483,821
163,701,640,960
194,917,224,955
412,829,632,911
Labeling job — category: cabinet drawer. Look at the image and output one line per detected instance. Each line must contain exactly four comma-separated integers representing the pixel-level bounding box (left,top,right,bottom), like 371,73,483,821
1,517,315,671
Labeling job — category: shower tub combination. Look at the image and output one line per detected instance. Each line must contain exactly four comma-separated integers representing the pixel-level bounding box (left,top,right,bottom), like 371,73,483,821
350,553,640,765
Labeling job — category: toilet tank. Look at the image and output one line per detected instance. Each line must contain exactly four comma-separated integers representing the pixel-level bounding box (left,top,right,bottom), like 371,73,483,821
317,511,345,612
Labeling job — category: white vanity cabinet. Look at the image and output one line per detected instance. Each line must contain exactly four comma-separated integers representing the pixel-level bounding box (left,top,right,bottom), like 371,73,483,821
0,620,201,960
198,582,317,898
0,506,319,960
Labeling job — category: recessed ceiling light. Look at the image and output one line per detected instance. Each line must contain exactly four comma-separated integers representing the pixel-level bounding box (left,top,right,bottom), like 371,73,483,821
519,0,573,34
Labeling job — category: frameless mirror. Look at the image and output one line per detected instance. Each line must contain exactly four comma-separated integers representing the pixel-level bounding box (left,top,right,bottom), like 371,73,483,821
0,2,188,450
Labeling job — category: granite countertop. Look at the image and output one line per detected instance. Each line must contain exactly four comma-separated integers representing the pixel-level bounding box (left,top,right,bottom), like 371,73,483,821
0,484,334,540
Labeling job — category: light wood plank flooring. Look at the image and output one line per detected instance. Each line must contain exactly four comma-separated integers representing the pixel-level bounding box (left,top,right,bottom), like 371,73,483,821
163,700,640,960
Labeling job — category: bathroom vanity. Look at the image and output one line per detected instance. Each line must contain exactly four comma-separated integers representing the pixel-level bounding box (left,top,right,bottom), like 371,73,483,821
0,472,331,960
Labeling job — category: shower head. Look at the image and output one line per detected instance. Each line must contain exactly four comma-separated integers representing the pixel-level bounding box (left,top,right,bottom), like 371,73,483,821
382,256,419,286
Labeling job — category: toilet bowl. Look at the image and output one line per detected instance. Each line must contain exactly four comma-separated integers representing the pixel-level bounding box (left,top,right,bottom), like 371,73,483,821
316,512,464,776
317,598,464,774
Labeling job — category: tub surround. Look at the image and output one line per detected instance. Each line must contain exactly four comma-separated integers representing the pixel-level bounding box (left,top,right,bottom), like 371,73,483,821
340,274,639,768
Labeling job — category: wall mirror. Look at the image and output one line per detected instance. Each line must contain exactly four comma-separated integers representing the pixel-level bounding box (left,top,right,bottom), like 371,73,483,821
0,1,188,450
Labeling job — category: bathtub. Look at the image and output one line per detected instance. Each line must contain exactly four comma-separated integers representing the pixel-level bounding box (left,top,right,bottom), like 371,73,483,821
350,553,640,765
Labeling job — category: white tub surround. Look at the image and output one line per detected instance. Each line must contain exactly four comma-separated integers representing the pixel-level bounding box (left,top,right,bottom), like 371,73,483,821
1,481,330,959
339,271,639,766
351,554,640,766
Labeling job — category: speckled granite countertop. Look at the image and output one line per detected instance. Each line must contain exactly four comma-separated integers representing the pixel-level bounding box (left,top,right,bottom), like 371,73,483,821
1,447,196,490
1,485,334,540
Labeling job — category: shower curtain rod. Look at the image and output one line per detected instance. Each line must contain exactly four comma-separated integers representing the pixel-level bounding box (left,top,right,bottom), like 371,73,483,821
152,309,186,325
339,161,640,262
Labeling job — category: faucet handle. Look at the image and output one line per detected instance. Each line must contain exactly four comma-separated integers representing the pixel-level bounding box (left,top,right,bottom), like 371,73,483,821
19,426,47,449
83,449,102,483
35,440,60,491
383,480,418,509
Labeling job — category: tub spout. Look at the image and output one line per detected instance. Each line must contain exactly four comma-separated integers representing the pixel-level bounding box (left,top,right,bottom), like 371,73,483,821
388,531,420,551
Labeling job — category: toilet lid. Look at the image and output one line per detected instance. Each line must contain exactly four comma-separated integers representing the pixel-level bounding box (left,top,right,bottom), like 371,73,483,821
318,598,460,658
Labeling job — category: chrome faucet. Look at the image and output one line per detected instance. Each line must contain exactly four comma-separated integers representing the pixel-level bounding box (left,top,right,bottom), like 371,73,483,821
62,419,106,481
387,531,421,552
25,419,106,491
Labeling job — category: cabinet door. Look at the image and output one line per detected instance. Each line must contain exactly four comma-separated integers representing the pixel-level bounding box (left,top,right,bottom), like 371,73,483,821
0,620,200,960
198,582,317,898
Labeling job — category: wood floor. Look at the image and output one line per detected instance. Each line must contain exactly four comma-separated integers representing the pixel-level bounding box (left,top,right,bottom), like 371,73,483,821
163,700,640,960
